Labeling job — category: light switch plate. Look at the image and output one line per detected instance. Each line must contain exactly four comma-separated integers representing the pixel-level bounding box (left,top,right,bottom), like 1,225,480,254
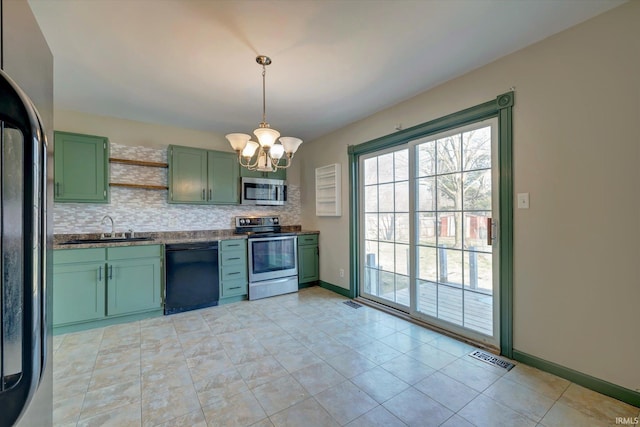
517,193,529,209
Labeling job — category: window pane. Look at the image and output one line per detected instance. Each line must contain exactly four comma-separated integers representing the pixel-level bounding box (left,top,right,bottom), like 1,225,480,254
463,251,493,292
437,212,461,249
417,246,437,281
417,280,437,317
364,267,379,295
463,126,491,171
364,214,379,240
436,134,461,174
364,157,378,185
417,212,437,246
380,271,395,299
416,140,435,177
463,289,493,335
379,242,394,272
416,177,435,211
437,173,461,211
395,243,409,275
395,213,409,243
463,212,491,252
463,170,491,211
378,152,394,183
364,185,378,212
438,248,463,287
438,285,462,325
364,240,379,267
396,275,410,305
394,149,409,181
378,183,394,212
395,181,409,212
378,213,395,241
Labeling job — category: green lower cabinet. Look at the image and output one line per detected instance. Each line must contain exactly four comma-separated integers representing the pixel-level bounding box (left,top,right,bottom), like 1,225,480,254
53,262,106,325
219,239,248,303
107,258,162,315
298,234,319,286
53,245,163,332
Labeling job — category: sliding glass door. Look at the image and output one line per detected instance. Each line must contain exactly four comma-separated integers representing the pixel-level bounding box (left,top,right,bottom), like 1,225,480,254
362,148,410,309
359,118,499,346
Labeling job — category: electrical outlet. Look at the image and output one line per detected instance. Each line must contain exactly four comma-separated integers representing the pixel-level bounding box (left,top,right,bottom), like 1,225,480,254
517,193,529,209
339,268,345,278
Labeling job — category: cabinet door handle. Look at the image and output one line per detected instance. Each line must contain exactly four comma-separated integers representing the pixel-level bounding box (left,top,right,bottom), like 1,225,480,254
55,182,60,196
202,189,205,200
209,189,212,200
227,257,241,261
98,266,102,281
108,265,113,280
229,286,241,290
228,271,240,275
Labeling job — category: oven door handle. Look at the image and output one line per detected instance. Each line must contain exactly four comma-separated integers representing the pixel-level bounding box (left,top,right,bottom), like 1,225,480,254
249,235,297,243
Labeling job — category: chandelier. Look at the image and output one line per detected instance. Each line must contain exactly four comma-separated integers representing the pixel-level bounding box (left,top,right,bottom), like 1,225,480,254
226,55,303,172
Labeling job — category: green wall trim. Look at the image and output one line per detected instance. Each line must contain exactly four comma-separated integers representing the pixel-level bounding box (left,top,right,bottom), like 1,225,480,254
348,97,502,158
319,280,353,298
513,350,640,408
348,91,515,355
498,95,515,359
348,149,359,300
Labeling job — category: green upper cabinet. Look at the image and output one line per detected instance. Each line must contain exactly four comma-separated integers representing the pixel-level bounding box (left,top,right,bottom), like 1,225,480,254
168,145,208,203
239,166,286,181
168,145,239,204
208,151,239,204
54,131,109,203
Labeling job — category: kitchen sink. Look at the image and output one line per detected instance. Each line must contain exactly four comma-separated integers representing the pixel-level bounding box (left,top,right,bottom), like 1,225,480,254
61,236,155,245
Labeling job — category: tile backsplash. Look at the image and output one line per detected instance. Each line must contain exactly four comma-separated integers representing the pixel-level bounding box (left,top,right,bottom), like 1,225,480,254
53,143,301,234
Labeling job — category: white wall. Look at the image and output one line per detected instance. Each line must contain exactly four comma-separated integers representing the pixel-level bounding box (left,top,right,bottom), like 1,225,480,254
53,111,301,234
294,2,640,392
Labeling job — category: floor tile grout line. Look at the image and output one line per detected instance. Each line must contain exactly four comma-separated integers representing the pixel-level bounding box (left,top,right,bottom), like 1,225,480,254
53,287,638,427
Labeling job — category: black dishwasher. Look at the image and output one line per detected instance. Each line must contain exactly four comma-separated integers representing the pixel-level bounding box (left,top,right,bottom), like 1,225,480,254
165,241,219,314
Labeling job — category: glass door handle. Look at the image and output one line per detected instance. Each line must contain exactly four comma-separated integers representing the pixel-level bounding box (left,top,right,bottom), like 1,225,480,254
487,218,497,245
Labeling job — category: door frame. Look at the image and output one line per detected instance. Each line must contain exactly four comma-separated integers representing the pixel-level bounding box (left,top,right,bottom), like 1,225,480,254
348,92,514,357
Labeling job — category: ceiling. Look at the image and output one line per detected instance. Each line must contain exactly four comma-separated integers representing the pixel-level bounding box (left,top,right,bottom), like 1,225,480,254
29,0,625,143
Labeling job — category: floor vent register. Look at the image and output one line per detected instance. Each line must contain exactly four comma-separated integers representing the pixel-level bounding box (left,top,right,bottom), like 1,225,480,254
468,350,515,371
343,300,363,309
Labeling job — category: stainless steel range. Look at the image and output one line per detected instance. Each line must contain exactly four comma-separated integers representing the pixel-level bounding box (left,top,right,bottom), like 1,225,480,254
235,216,298,300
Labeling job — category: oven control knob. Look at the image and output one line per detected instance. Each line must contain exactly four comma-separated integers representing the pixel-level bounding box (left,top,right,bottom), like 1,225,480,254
273,218,279,224
239,219,245,225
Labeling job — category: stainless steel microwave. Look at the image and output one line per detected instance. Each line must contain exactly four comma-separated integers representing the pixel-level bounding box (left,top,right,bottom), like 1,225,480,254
241,177,287,205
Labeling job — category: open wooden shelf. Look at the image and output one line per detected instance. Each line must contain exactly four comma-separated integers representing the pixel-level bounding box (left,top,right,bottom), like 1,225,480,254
109,183,168,190
109,157,168,168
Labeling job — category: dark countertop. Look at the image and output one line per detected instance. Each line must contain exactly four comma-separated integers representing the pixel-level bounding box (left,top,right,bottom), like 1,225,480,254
54,227,319,250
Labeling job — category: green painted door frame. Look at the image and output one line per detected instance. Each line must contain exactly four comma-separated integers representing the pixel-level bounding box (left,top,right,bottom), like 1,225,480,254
348,92,514,357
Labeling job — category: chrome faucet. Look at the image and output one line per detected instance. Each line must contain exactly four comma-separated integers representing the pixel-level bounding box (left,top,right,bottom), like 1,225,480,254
100,215,115,239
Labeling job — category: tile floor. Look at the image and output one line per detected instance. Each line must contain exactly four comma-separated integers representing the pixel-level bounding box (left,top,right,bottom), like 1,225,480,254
53,286,640,427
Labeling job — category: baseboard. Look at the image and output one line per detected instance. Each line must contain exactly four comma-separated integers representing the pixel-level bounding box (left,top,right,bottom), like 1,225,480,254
298,281,317,289
513,350,640,408
319,280,353,298
53,309,163,335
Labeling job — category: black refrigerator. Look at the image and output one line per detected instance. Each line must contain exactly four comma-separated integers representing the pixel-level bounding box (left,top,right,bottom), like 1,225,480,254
0,0,53,426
